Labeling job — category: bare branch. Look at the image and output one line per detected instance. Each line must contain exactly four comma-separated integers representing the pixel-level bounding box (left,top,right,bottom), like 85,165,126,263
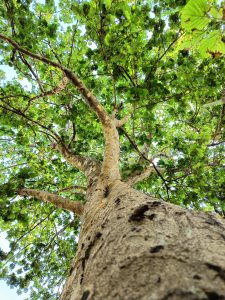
67,23,78,68
208,140,225,147
18,188,84,216
68,121,76,147
204,89,225,108
126,164,165,186
52,143,101,179
114,114,130,127
0,162,27,172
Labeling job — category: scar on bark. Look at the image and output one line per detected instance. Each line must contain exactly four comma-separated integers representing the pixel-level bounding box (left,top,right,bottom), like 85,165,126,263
205,291,225,300
69,266,75,276
115,197,121,205
193,274,202,280
205,214,222,227
147,213,156,220
205,263,225,281
81,232,102,271
80,232,102,284
129,204,149,222
150,245,164,253
103,185,110,198
147,201,162,207
80,290,90,300
162,289,198,300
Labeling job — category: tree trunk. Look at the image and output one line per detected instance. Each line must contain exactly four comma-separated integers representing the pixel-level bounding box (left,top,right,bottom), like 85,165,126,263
60,181,225,300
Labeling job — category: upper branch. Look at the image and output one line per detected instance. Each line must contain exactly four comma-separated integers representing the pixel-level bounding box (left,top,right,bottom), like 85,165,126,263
53,143,101,184
18,53,45,92
126,164,165,186
0,34,121,183
18,188,84,216
23,76,68,112
121,128,170,194
0,34,108,124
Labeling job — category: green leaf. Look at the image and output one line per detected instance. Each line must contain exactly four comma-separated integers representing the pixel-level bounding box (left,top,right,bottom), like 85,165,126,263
209,7,223,19
199,30,225,57
181,0,211,30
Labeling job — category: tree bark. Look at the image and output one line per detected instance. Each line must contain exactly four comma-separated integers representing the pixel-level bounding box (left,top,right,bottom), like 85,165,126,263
60,181,225,300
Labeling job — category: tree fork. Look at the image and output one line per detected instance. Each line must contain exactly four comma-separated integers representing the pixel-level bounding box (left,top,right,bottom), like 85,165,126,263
0,34,122,184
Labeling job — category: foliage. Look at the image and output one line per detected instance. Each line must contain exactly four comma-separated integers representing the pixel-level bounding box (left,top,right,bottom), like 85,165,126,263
179,0,225,57
0,0,224,298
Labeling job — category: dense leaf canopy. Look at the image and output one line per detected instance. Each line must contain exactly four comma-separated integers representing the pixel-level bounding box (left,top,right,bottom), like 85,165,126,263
0,0,224,299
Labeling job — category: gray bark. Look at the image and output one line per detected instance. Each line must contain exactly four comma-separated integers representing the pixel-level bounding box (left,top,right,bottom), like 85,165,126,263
60,181,225,300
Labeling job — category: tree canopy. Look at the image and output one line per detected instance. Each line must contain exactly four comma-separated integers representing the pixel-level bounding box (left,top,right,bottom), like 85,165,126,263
0,0,224,299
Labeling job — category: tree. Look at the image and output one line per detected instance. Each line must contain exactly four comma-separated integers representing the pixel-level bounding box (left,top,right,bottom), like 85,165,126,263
0,0,225,299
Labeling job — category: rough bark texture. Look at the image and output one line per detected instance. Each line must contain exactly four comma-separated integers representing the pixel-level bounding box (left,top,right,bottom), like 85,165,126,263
60,181,225,300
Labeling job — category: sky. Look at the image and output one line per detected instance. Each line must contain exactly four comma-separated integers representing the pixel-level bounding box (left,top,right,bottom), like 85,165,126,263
0,281,27,300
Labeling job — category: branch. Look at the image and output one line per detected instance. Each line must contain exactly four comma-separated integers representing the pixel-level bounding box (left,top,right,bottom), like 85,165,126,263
52,143,101,180
0,34,122,183
4,208,56,260
120,127,170,197
203,99,225,107
126,164,165,186
204,89,225,108
0,101,61,143
17,188,84,216
145,32,183,83
18,53,45,92
207,140,225,147
0,34,108,124
114,114,130,127
0,162,27,172
24,76,68,112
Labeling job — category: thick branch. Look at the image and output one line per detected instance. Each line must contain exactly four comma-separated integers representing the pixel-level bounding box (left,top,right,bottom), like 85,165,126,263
126,164,165,186
114,115,130,127
99,120,121,182
53,143,101,180
18,188,84,216
57,185,86,193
